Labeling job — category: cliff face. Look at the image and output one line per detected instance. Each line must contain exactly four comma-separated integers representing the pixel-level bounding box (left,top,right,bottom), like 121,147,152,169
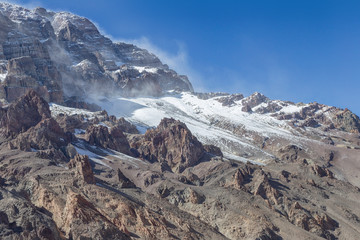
0,3,193,105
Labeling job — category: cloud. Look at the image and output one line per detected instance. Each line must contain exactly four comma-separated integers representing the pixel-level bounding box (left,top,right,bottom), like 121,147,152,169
115,36,207,92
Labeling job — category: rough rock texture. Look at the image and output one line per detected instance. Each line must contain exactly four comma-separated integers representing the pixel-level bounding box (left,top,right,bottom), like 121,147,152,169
216,93,244,106
0,3,193,104
334,109,360,133
131,118,205,173
54,110,139,135
68,154,95,184
0,89,50,137
10,118,69,151
0,189,62,240
0,91,70,160
85,125,131,154
241,92,269,108
117,168,136,188
203,144,223,157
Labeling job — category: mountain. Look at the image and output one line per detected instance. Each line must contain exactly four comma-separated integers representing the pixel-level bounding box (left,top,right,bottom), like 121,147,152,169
0,3,360,240
0,3,192,105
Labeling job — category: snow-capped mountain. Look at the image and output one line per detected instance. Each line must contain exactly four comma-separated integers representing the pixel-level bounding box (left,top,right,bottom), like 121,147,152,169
0,2,192,104
1,3,360,240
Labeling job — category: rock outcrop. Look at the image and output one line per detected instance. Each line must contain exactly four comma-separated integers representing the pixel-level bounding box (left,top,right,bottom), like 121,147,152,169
131,118,205,172
0,2,193,104
68,154,95,184
0,89,50,137
117,168,136,188
9,118,69,151
85,125,131,154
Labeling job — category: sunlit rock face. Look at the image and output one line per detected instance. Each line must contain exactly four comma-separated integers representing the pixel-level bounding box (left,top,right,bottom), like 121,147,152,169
0,3,193,105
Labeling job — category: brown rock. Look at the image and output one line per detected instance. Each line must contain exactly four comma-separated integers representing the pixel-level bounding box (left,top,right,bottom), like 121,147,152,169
204,144,223,157
135,118,205,173
0,89,51,137
68,154,95,184
85,125,131,154
228,166,253,189
11,118,69,151
312,164,334,178
241,104,252,113
63,191,129,239
117,168,136,188
253,170,281,205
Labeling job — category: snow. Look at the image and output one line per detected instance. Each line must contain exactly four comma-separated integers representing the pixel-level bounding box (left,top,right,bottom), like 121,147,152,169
74,144,111,168
115,61,124,67
280,104,305,114
90,92,313,163
49,103,96,118
73,140,142,168
0,73,7,82
133,66,158,73
74,129,85,135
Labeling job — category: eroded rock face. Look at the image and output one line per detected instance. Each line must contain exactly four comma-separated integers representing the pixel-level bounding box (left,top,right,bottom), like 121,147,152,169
10,118,69,151
132,118,205,172
85,125,131,154
0,89,51,137
216,93,244,106
0,189,62,240
203,144,223,157
68,154,95,184
334,109,360,133
241,92,269,108
62,191,130,240
117,168,136,188
0,3,193,104
277,145,308,162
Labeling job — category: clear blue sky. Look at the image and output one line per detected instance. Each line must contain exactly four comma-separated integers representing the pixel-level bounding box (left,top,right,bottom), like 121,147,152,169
11,0,360,114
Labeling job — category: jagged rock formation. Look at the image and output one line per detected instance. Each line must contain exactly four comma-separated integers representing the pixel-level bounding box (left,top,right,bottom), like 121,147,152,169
0,3,193,105
130,118,205,173
85,125,131,154
0,90,69,161
68,154,95,184
0,89,51,137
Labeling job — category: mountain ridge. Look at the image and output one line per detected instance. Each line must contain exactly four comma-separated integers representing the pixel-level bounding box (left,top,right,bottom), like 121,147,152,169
0,3,360,240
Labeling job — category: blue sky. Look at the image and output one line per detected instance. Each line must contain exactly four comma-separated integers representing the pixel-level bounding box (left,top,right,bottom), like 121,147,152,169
10,0,360,114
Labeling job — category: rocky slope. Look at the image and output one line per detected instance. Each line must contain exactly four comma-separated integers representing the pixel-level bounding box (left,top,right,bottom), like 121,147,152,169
0,90,359,240
0,2,192,106
0,3,360,240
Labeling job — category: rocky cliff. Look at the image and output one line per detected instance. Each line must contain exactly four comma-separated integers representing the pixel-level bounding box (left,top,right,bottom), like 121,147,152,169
0,3,193,105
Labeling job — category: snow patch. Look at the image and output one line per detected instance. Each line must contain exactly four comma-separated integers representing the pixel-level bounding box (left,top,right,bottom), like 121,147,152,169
49,103,96,118
133,66,158,73
0,73,7,82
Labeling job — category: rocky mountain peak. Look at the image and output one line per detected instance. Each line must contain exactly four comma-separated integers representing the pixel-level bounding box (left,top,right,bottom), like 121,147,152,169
0,2,193,104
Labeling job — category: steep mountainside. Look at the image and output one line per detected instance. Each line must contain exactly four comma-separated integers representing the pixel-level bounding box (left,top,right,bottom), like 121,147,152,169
0,3,360,240
0,2,192,105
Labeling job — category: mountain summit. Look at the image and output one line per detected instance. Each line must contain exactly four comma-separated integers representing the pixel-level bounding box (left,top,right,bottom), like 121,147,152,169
0,3,360,240
0,2,192,105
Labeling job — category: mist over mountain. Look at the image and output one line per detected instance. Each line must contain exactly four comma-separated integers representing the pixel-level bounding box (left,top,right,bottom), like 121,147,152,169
0,3,360,240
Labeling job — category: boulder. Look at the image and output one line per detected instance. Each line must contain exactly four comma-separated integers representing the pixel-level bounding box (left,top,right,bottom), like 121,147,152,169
117,168,136,188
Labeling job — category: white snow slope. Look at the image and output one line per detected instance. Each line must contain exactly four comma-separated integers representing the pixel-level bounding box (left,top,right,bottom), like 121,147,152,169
88,92,318,164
